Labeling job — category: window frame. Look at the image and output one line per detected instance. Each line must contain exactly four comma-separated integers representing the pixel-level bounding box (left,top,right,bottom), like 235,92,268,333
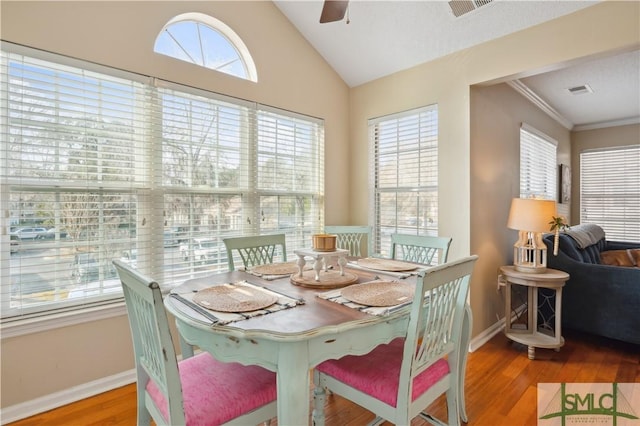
368,105,439,257
519,123,557,201
580,145,640,242
153,12,258,82
0,41,323,330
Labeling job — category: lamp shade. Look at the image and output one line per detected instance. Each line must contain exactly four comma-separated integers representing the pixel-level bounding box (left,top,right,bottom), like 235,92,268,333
507,198,557,232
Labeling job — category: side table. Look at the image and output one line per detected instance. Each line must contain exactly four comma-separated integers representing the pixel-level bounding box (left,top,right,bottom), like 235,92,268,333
499,266,569,360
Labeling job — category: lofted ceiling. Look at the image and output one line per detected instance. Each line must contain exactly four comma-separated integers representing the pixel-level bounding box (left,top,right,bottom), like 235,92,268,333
274,0,640,130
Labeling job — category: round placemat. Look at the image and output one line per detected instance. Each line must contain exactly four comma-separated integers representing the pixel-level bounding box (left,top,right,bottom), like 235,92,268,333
340,281,415,307
290,270,358,289
357,257,419,272
193,284,278,312
251,262,300,275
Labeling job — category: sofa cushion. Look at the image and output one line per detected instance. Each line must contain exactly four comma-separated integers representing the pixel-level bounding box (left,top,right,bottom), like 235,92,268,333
600,249,640,267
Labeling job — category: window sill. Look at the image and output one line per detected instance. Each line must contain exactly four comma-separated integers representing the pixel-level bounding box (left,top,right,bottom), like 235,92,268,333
0,302,127,339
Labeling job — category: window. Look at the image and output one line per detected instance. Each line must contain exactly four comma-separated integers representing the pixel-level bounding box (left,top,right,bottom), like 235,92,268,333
368,105,438,257
154,13,257,82
580,146,640,242
519,124,557,200
0,42,323,321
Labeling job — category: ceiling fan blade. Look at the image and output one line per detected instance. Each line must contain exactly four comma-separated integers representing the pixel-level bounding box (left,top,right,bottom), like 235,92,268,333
320,0,349,23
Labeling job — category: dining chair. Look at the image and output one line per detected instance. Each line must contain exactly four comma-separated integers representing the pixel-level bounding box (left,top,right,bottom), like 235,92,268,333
390,233,452,265
324,225,372,257
223,234,287,271
312,255,478,426
113,260,277,426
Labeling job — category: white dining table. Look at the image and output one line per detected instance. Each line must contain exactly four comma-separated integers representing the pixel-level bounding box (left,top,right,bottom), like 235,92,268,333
164,261,471,425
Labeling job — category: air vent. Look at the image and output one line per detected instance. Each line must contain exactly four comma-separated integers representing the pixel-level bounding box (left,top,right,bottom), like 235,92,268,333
448,0,493,18
567,84,594,95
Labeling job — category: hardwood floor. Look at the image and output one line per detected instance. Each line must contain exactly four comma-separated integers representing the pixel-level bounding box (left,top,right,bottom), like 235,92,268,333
8,329,639,426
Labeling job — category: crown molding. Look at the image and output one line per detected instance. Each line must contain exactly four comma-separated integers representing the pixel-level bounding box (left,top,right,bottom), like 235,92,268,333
573,116,640,131
507,79,574,130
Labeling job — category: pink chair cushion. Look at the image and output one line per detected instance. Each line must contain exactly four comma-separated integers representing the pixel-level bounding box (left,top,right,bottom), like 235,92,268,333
316,337,450,407
146,352,276,425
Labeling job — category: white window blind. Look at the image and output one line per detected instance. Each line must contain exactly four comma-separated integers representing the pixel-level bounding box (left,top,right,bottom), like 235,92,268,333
1,42,324,321
1,46,149,319
256,107,324,250
154,83,251,287
520,124,557,200
368,105,438,257
580,146,640,242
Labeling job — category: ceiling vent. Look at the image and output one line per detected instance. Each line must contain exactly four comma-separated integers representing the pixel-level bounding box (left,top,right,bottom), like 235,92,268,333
448,0,493,18
567,84,594,95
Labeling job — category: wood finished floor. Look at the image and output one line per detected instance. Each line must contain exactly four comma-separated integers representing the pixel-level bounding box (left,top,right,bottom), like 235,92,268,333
8,329,639,426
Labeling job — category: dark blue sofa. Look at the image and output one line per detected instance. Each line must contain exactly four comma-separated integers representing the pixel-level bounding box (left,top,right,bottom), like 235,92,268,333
542,224,640,345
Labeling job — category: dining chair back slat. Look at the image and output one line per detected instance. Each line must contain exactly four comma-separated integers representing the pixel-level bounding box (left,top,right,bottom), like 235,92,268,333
223,234,287,271
313,255,478,426
324,225,372,257
114,260,277,425
390,233,452,265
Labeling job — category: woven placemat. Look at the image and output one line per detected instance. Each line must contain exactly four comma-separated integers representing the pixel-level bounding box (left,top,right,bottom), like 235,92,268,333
251,262,300,276
340,280,414,307
356,257,419,272
193,283,278,312
290,270,358,289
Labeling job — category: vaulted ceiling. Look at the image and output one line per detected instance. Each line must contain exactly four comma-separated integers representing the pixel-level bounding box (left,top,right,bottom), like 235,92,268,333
274,1,639,130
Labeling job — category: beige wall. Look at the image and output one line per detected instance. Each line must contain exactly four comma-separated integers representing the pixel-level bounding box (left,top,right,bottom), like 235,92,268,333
0,0,349,409
570,124,640,223
470,83,571,331
348,1,639,338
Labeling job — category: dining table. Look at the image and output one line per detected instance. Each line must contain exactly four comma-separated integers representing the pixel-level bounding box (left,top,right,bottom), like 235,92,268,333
164,256,472,425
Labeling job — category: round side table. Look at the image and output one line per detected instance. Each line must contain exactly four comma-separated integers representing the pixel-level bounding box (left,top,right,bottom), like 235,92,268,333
499,266,569,360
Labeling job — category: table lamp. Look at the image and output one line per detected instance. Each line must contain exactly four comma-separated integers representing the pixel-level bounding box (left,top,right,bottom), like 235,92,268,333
507,198,557,273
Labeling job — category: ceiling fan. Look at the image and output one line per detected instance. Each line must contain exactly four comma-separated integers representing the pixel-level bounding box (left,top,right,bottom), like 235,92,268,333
319,0,350,24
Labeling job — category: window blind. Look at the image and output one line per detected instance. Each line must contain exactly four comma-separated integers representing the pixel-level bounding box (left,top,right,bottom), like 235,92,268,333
1,42,324,320
520,124,557,200
580,146,640,242
0,47,149,319
368,105,438,257
256,106,324,251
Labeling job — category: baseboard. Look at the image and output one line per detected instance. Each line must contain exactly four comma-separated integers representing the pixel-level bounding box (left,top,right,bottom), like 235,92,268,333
469,317,505,352
0,369,136,425
468,302,527,352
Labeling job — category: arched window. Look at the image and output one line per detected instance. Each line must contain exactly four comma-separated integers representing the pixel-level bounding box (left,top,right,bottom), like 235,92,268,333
154,12,257,82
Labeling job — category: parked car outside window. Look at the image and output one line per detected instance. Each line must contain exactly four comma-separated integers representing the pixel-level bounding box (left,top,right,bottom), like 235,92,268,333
39,228,69,239
179,238,226,264
70,253,117,284
11,227,47,240
164,231,179,247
